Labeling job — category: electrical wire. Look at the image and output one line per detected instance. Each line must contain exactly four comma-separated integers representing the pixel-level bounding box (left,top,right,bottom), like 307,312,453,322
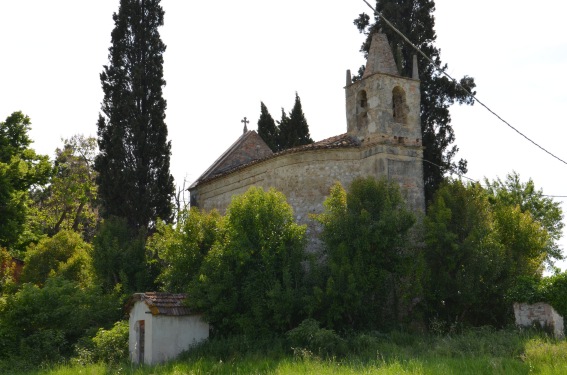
420,157,567,199
361,0,567,166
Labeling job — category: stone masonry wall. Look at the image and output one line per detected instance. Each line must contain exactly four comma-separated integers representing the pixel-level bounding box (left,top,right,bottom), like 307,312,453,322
192,142,424,252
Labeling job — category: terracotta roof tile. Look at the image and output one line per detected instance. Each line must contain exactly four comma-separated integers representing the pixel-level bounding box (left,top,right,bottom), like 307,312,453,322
130,292,194,316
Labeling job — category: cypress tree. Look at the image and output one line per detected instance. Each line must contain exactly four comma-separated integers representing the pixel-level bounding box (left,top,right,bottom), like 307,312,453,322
277,93,313,151
354,0,476,204
95,0,174,231
257,101,279,152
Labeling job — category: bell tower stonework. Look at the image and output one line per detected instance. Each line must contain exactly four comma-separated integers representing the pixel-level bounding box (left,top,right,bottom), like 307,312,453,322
346,33,422,149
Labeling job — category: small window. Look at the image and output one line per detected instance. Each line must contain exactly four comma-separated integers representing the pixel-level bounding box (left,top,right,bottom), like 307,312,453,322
358,90,367,109
392,86,407,124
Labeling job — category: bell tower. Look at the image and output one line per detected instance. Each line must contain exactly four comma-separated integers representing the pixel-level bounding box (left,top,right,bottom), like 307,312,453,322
345,33,421,148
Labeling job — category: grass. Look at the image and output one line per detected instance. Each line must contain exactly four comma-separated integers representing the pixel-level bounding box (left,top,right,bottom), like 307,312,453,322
6,328,567,375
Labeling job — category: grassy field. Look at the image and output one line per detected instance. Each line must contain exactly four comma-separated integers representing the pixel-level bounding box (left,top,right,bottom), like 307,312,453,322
7,328,567,375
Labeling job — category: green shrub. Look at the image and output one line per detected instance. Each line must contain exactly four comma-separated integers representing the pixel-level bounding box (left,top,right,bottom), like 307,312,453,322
189,187,308,336
286,318,346,356
92,320,129,363
21,230,93,286
0,277,122,362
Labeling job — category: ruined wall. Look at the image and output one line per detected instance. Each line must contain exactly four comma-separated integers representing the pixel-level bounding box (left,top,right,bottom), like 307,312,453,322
513,302,565,339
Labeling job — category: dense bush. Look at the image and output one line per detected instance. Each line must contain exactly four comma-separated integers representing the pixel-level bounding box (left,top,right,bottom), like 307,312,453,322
286,318,346,356
0,277,122,362
189,187,308,335
21,230,93,286
92,320,129,363
148,209,222,292
313,178,419,331
424,179,556,328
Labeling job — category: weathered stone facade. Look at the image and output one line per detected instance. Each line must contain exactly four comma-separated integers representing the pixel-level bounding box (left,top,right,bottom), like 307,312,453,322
189,33,425,251
513,302,565,339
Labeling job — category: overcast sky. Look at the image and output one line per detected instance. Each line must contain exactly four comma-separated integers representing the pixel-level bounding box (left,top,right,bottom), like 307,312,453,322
1,0,565,270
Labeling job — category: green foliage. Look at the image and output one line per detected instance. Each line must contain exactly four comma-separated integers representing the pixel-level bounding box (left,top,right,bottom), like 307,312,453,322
541,272,567,319
257,102,279,152
354,1,476,203
424,180,505,326
0,277,122,363
314,177,417,330
0,111,52,252
91,320,129,363
21,230,93,286
509,272,567,320
148,209,222,292
29,135,99,241
189,187,308,335
0,247,17,293
424,179,558,327
92,216,151,293
95,0,174,231
486,171,564,265
286,319,346,356
277,92,313,151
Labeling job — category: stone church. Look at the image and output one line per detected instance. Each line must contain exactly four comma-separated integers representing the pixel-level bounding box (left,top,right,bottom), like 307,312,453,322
189,32,425,250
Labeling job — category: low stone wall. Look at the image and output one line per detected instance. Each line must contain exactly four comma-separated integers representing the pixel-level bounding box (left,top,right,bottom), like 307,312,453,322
513,302,564,339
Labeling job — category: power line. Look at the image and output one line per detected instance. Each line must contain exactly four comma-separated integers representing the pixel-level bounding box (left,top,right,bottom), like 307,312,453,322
421,157,567,198
361,0,567,166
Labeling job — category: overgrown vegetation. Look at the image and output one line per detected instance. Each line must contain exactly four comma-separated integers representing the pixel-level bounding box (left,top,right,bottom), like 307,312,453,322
6,329,567,375
0,0,565,372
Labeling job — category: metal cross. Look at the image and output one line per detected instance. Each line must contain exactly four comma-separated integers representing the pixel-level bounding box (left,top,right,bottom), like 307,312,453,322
241,117,249,133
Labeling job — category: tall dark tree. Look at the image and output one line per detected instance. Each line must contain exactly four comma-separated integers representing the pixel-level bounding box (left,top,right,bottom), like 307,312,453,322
257,102,279,152
354,0,476,204
95,0,174,231
277,93,313,151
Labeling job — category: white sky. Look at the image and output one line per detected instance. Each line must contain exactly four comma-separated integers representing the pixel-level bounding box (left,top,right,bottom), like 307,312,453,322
1,0,566,270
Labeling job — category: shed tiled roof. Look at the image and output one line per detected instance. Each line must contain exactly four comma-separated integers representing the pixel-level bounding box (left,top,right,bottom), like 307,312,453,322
191,133,360,187
130,292,194,316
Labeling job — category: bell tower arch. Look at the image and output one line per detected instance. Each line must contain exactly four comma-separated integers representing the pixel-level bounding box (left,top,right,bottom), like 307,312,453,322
345,33,421,147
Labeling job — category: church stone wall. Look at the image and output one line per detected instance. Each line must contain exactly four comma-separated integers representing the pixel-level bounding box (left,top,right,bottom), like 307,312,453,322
192,143,424,252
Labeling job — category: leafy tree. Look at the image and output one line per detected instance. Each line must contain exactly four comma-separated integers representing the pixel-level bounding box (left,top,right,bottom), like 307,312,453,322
94,0,174,232
189,187,307,335
354,1,476,204
277,93,313,151
314,177,417,330
147,209,222,292
485,171,564,265
0,112,51,252
257,102,279,152
30,135,99,241
21,230,93,287
424,179,552,327
92,216,150,293
424,181,504,326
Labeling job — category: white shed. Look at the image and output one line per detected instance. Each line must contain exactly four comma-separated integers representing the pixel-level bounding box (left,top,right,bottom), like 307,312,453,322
128,292,209,365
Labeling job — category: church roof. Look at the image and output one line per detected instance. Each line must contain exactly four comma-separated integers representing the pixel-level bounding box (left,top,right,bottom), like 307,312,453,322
129,292,195,316
189,130,273,189
190,133,360,188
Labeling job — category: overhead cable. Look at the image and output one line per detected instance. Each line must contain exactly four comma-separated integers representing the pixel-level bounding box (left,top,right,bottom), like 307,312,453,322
361,0,567,166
